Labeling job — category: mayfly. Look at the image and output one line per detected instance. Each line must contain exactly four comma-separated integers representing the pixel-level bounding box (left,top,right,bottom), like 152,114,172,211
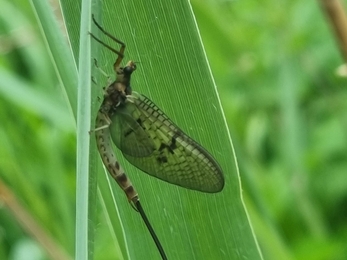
91,15,224,259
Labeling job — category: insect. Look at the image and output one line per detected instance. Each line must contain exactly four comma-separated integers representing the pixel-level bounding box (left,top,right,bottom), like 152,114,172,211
91,15,224,259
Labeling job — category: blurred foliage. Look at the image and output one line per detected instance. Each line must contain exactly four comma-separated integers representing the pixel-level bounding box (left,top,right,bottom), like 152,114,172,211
193,1,347,260
0,0,346,259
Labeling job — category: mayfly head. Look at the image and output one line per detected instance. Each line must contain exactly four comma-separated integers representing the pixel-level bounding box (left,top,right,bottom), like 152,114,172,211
116,60,136,76
114,60,136,95
123,60,137,75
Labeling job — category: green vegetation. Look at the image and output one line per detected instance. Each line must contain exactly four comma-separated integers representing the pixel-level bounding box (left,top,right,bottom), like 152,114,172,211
0,0,346,260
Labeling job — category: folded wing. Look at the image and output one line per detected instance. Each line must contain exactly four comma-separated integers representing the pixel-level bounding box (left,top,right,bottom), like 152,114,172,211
110,92,224,193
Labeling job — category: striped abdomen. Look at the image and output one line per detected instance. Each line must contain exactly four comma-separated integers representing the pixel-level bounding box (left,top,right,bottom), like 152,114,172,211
95,110,138,203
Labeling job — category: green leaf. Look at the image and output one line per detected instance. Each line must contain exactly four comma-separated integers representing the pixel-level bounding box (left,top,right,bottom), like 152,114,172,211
3,0,347,260
60,0,262,259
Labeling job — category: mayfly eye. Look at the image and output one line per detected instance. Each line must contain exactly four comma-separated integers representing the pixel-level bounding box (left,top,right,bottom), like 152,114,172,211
123,66,133,74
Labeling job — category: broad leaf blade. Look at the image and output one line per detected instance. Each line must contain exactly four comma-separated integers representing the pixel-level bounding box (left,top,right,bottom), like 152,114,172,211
61,0,262,259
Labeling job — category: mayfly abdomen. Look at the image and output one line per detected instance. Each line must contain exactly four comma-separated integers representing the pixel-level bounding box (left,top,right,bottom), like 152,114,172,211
95,111,138,202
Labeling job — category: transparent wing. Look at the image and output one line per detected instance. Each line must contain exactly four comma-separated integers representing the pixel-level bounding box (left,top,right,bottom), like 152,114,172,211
110,104,156,157
112,92,224,193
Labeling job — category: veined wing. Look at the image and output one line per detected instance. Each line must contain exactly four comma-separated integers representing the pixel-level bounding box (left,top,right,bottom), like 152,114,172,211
110,92,224,193
110,103,156,157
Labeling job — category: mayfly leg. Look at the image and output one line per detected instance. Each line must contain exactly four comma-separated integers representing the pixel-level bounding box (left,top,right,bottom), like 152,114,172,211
91,14,125,70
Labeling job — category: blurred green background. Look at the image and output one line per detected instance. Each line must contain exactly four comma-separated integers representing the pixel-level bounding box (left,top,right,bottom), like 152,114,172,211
0,0,346,260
